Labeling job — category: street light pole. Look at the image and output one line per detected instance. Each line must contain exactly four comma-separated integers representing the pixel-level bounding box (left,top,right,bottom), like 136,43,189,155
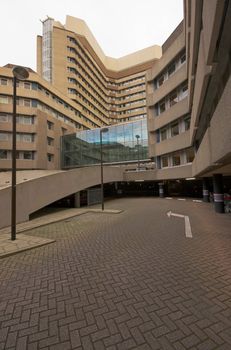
135,134,140,171
11,66,29,241
100,127,109,211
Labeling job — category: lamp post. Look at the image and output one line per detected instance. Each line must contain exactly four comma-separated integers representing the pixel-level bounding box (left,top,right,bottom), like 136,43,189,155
100,127,109,211
135,134,140,171
11,66,29,241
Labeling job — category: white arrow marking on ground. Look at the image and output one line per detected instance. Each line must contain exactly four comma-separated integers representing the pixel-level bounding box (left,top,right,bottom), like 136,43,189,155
167,211,193,238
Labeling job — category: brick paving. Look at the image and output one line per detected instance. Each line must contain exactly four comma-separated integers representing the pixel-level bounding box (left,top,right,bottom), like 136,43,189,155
0,208,122,235
0,234,55,259
0,197,231,349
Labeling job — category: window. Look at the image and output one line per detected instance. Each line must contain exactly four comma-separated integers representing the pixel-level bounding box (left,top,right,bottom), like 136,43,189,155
168,63,176,76
68,88,76,94
160,128,167,141
0,133,9,141
0,78,7,86
67,56,76,64
172,153,181,166
16,134,34,142
184,116,191,131
68,77,76,84
171,123,179,137
23,99,31,107
179,82,188,100
47,153,54,162
17,116,34,125
186,148,194,163
32,82,38,90
0,150,7,159
180,53,186,64
47,137,54,146
169,90,178,107
23,151,34,160
24,134,34,142
161,156,169,168
156,130,160,143
158,75,165,87
159,99,166,114
0,96,8,104
24,82,31,89
0,114,9,122
47,121,54,130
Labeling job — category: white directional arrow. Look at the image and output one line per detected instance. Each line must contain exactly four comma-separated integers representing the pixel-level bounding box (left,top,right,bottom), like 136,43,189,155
167,211,193,238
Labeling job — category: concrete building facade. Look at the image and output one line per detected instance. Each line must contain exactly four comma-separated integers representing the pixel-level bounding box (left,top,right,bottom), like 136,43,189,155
146,21,193,182
0,64,107,170
37,16,161,125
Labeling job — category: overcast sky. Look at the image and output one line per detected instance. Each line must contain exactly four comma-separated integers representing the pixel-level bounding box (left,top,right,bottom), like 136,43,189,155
1,0,183,70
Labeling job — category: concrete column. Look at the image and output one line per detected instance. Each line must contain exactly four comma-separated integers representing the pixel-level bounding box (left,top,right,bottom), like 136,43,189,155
158,183,164,198
74,192,81,208
202,177,210,202
212,174,224,213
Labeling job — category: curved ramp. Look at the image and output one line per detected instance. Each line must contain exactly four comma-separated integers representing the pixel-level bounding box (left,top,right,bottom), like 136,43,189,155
0,166,123,229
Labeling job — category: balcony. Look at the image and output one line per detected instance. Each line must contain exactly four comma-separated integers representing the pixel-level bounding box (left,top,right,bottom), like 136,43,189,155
148,98,189,132
147,65,187,107
154,130,191,156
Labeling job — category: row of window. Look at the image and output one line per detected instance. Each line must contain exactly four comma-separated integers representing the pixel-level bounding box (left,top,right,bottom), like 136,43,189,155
0,114,34,124
119,107,145,115
154,50,186,89
67,66,111,116
0,149,54,162
0,77,102,129
68,58,146,115
67,41,109,92
158,148,194,168
118,76,145,87
0,150,35,160
68,68,110,113
119,83,146,94
67,37,146,93
0,95,90,130
118,91,146,101
0,132,34,142
109,114,147,124
118,99,146,109
157,115,190,142
0,112,80,137
0,78,35,90
42,18,53,82
67,64,146,121
68,85,108,121
68,52,112,96
66,45,147,119
155,81,188,116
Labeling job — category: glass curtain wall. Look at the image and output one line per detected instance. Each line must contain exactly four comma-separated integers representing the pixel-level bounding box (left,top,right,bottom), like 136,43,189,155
61,118,148,168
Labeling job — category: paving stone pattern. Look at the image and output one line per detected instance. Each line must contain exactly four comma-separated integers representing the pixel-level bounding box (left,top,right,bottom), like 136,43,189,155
0,198,231,349
0,234,55,258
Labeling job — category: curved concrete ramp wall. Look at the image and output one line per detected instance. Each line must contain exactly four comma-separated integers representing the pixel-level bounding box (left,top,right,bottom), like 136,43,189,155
0,166,124,229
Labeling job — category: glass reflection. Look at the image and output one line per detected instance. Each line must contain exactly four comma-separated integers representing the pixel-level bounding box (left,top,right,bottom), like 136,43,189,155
61,118,148,168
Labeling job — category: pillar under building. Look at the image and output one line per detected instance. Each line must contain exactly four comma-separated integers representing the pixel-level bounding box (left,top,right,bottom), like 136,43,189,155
202,177,210,202
74,192,81,208
212,174,224,213
158,183,164,198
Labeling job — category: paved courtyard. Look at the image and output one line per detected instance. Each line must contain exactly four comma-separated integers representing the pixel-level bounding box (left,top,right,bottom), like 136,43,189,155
0,197,231,350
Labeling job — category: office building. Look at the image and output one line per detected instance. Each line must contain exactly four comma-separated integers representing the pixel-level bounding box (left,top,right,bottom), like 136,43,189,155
0,64,104,170
37,16,161,125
